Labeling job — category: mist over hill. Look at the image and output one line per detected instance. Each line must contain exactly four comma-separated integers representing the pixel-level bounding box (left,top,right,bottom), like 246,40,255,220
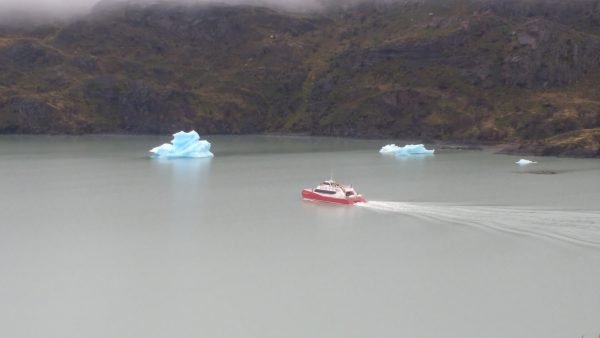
0,0,599,156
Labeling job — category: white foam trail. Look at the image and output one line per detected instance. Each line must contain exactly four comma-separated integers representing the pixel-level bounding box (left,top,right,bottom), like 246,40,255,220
357,201,600,247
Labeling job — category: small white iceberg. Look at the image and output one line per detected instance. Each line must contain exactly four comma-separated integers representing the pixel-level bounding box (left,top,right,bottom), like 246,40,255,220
379,144,435,156
150,130,214,158
516,159,537,165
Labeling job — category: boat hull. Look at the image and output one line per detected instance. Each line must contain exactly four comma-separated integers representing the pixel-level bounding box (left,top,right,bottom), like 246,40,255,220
301,189,366,205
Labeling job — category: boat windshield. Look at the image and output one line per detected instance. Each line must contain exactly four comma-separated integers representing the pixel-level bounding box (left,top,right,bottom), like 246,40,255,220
315,189,336,195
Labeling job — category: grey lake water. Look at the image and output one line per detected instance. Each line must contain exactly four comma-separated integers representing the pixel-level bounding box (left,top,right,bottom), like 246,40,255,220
1,135,600,338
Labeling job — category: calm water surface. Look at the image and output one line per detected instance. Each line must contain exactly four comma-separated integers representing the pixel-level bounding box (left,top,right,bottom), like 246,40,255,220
1,135,600,338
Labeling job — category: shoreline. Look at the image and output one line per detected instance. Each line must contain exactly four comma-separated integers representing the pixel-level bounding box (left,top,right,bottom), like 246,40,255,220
0,132,598,159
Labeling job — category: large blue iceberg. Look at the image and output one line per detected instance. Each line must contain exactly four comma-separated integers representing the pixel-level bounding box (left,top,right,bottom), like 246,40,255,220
150,130,214,158
379,144,435,156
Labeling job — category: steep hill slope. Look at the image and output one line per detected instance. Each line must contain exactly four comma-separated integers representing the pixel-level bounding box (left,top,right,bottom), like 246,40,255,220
0,0,599,156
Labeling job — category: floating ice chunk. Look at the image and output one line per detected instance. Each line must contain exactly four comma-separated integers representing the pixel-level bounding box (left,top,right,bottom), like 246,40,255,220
516,159,537,165
379,144,402,153
379,144,435,155
150,130,214,158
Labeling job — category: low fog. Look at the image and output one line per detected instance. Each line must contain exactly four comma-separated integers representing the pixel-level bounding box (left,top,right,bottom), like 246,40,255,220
0,0,326,19
0,0,594,22
0,0,410,23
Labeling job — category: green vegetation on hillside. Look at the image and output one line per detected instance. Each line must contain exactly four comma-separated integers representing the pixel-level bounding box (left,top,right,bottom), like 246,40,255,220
0,0,599,156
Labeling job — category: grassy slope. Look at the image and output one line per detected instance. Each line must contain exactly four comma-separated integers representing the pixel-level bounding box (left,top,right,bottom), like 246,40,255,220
0,0,598,156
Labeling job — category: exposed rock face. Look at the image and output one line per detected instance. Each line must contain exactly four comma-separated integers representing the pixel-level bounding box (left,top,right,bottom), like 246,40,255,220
0,41,63,68
504,19,600,88
0,97,63,133
0,0,599,156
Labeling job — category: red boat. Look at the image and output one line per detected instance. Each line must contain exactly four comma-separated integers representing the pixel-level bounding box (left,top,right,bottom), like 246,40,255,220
302,180,367,205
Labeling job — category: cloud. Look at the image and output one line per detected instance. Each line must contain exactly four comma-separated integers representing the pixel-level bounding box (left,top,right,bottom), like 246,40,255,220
0,0,593,22
0,0,96,20
0,0,325,20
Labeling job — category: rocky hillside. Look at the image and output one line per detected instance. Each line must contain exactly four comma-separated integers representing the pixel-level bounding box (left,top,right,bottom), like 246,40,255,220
1,0,599,156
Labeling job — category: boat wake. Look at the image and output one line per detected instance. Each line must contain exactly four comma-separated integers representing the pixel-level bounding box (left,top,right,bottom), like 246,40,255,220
357,201,600,247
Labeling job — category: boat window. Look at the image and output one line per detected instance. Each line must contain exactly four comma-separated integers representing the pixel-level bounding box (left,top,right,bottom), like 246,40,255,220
345,191,354,196
315,189,336,195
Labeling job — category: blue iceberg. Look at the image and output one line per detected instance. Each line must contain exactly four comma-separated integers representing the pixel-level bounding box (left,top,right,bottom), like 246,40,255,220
379,144,435,156
150,130,214,158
